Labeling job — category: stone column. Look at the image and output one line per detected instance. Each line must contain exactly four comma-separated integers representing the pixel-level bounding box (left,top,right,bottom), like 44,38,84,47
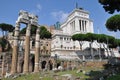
79,20,81,31
17,57,22,73
75,18,80,32
85,21,87,33
11,22,20,74
23,23,31,74
1,53,5,77
34,27,40,73
81,20,83,33
82,20,84,32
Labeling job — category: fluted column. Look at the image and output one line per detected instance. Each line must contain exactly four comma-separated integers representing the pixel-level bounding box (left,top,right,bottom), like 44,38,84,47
34,27,40,73
84,21,87,32
81,20,83,33
23,23,31,73
11,22,20,74
79,20,81,31
82,20,84,32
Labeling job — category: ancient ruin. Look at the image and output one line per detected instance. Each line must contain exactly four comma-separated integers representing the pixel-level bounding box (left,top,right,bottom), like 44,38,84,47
11,10,39,74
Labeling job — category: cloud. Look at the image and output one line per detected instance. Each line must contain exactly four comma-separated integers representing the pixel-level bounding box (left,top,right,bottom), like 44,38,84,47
30,4,42,15
51,11,69,22
36,4,42,11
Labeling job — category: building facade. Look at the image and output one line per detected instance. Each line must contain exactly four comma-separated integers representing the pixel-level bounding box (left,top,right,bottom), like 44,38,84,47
51,8,109,60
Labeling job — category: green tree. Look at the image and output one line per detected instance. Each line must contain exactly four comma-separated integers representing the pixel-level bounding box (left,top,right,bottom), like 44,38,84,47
0,38,11,52
85,33,98,60
39,26,52,39
95,34,105,60
72,33,86,50
20,26,52,39
20,25,37,36
99,0,120,14
106,14,120,32
0,23,14,37
117,39,120,46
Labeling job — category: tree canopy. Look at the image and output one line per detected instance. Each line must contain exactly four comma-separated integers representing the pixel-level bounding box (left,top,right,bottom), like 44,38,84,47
72,34,86,41
0,38,11,52
72,33,86,50
20,26,52,39
85,33,98,42
106,14,120,32
0,23,15,37
20,25,37,35
99,0,120,14
72,33,120,48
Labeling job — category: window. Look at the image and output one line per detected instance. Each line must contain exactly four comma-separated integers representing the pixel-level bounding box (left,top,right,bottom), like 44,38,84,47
67,47,69,49
64,37,66,40
60,37,63,40
46,44,48,46
61,45,63,48
73,46,76,49
41,44,43,46
64,47,66,49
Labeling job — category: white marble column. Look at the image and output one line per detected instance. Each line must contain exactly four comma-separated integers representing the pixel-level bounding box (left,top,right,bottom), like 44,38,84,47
85,21,87,33
82,20,84,32
81,20,83,33
79,20,81,31
75,18,80,32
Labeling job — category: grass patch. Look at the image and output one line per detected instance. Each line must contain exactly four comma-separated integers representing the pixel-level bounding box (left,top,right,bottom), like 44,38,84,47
107,73,120,80
2,66,104,80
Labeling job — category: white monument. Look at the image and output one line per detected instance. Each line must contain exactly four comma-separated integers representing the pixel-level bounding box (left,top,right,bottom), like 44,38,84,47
51,7,108,60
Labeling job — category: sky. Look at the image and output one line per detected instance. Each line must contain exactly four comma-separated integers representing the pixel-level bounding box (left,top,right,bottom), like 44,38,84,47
0,0,119,38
